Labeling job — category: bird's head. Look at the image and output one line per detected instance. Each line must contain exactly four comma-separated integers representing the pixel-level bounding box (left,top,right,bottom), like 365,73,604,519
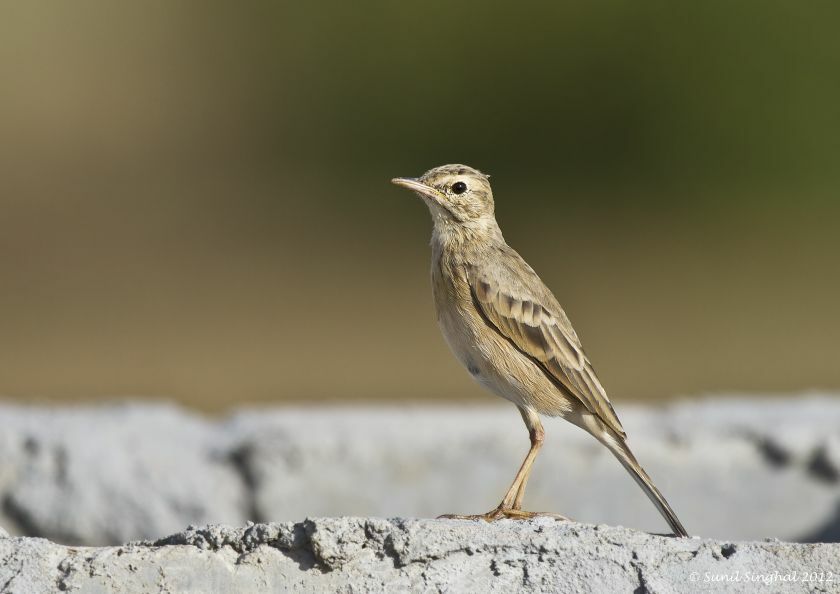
391,164,496,227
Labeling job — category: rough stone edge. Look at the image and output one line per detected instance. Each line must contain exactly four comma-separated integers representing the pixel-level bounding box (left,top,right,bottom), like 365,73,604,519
2,518,839,593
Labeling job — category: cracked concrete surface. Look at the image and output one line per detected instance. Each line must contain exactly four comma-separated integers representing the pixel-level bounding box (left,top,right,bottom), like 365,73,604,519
1,518,838,593
1,396,839,546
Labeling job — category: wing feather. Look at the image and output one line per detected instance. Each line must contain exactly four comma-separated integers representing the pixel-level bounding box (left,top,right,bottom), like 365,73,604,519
468,261,626,438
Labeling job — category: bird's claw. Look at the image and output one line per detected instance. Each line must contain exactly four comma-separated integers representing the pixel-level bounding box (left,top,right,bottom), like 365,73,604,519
438,508,571,522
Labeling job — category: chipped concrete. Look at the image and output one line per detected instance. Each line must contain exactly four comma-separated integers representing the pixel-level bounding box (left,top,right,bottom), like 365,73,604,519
1,396,839,545
1,518,838,593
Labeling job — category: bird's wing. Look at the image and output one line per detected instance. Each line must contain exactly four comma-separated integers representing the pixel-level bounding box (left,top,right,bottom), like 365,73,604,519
468,253,626,438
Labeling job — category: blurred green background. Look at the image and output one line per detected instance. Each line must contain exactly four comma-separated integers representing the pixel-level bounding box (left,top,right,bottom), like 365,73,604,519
1,1,838,412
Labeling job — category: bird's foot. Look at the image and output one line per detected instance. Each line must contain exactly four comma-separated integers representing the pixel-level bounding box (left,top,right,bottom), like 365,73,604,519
438,507,570,522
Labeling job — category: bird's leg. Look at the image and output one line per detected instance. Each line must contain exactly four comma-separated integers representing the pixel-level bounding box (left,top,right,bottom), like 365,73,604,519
439,407,569,522
511,425,542,509
498,407,543,511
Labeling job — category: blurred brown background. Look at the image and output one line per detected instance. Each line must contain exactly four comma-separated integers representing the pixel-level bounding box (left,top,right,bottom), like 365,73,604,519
1,1,838,412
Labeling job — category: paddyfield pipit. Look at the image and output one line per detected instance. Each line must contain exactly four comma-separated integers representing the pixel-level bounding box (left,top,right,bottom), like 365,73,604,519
392,164,688,537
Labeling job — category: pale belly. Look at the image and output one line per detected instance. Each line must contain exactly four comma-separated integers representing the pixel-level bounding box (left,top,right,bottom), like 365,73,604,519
435,303,501,390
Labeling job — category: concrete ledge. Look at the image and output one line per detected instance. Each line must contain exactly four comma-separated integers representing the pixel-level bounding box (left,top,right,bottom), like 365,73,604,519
1,518,837,593
1,396,839,545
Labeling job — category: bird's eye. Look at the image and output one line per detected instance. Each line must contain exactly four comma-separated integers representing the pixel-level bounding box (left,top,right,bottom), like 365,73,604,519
452,181,468,195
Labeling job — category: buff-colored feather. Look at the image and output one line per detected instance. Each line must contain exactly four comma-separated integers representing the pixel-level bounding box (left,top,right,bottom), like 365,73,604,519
392,163,688,537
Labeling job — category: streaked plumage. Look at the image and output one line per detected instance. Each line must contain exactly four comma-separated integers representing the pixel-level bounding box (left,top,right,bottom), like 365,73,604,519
392,164,688,537
467,250,625,437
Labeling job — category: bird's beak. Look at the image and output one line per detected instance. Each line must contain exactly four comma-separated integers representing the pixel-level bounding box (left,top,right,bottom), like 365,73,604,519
391,177,445,203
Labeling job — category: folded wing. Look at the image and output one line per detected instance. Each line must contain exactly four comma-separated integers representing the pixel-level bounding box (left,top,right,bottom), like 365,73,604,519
469,259,626,438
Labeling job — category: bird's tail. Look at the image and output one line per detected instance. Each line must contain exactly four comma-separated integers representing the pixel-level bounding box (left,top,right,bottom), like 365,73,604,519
598,427,689,537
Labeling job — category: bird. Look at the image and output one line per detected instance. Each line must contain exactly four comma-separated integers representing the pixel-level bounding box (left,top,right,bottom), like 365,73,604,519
391,164,688,537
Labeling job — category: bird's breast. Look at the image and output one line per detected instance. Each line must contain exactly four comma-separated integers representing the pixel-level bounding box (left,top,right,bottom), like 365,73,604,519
431,254,482,364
